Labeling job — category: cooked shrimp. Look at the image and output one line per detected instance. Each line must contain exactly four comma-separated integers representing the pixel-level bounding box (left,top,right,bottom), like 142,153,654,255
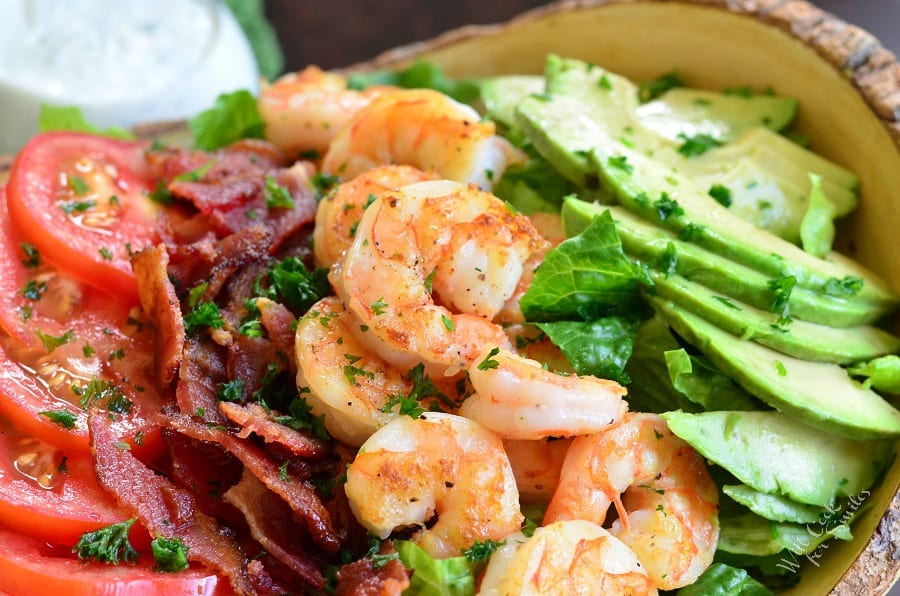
313,165,437,268
503,438,571,504
335,180,546,375
295,297,454,446
259,66,389,157
478,521,657,596
543,413,719,590
321,88,525,189
344,412,523,558
458,347,627,440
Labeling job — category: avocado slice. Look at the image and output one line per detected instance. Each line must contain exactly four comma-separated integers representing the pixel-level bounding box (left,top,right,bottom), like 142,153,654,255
654,299,900,439
635,88,798,143
717,509,853,557
587,145,898,307
646,269,900,364
563,198,887,326
661,410,894,506
722,485,828,524
480,75,545,131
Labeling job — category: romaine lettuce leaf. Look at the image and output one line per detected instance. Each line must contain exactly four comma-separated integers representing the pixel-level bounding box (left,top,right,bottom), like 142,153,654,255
38,105,136,140
188,90,265,151
347,60,480,104
665,348,760,411
799,173,835,258
536,317,638,385
395,540,476,596
676,562,772,595
520,210,650,321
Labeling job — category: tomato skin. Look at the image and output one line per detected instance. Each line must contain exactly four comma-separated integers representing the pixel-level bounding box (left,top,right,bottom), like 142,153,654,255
0,420,146,547
6,132,159,305
0,525,230,596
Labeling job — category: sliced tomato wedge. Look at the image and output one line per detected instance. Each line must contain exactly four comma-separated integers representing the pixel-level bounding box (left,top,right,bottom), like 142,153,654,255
0,525,229,596
0,416,150,547
5,132,160,304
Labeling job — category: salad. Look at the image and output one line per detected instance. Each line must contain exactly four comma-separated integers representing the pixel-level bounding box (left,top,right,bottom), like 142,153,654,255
0,48,897,595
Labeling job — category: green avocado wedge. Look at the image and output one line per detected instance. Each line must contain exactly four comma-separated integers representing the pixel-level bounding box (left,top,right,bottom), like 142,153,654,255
654,300,900,439
480,75,545,131
588,145,898,308
661,410,895,507
635,87,797,143
722,484,829,524
562,199,882,327
645,269,900,364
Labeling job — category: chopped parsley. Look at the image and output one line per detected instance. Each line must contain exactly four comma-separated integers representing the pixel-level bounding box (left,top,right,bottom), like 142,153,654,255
767,275,797,328
217,379,246,403
35,329,74,353
653,192,684,221
151,537,189,572
462,539,506,562
311,172,339,200
19,243,41,268
424,269,437,293
607,155,634,174
823,275,863,297
39,409,78,429
477,347,501,371
67,175,91,196
264,175,295,209
99,246,114,261
72,518,139,565
72,378,132,414
597,74,613,91
638,70,684,102
20,279,47,301
147,181,174,206
255,256,330,315
370,298,388,316
272,396,330,441
183,301,224,334
677,133,722,157
708,183,733,207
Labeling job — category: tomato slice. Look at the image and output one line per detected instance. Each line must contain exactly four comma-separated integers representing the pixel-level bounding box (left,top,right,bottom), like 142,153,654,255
0,524,229,596
5,132,160,304
0,187,165,456
0,416,148,547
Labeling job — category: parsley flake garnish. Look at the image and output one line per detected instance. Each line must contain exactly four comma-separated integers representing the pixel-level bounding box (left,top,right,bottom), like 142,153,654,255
73,518,139,565
264,175,295,209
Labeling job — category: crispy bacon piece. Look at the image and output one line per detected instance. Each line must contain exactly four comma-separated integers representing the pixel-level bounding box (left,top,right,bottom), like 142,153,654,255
257,298,298,367
160,412,341,552
224,469,325,589
197,226,272,302
87,410,254,596
163,428,245,528
335,544,410,596
132,244,184,389
148,143,318,248
177,336,229,425
219,401,328,459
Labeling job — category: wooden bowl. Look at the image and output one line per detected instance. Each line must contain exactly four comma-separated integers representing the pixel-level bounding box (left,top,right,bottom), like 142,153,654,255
351,1,900,594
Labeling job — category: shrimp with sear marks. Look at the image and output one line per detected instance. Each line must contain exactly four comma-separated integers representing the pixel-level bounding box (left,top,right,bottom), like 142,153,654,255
344,412,523,558
543,412,719,591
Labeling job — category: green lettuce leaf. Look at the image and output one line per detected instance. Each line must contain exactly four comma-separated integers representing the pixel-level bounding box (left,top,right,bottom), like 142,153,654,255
665,348,760,411
722,484,828,524
347,60,480,104
493,152,576,215
188,90,265,151
520,210,650,321
676,562,772,595
222,0,284,80
395,540,476,596
536,317,638,385
38,105,136,140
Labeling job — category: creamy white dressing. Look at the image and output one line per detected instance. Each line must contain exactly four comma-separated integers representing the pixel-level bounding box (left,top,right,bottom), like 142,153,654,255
0,0,260,152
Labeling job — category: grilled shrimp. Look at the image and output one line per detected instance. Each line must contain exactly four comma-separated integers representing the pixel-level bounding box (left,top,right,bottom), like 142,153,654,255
321,88,524,189
335,179,546,375
478,521,657,596
543,413,719,590
458,347,628,440
344,412,523,558
503,438,571,504
295,297,457,446
313,165,437,268
259,66,388,157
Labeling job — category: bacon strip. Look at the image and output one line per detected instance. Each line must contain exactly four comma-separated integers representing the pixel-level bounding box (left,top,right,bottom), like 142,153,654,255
88,410,254,595
176,336,229,425
224,469,325,589
219,401,328,459
132,244,184,389
335,545,410,596
160,412,341,552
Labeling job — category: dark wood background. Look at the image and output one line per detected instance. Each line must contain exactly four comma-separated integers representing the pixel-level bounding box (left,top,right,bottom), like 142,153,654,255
263,1,900,73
